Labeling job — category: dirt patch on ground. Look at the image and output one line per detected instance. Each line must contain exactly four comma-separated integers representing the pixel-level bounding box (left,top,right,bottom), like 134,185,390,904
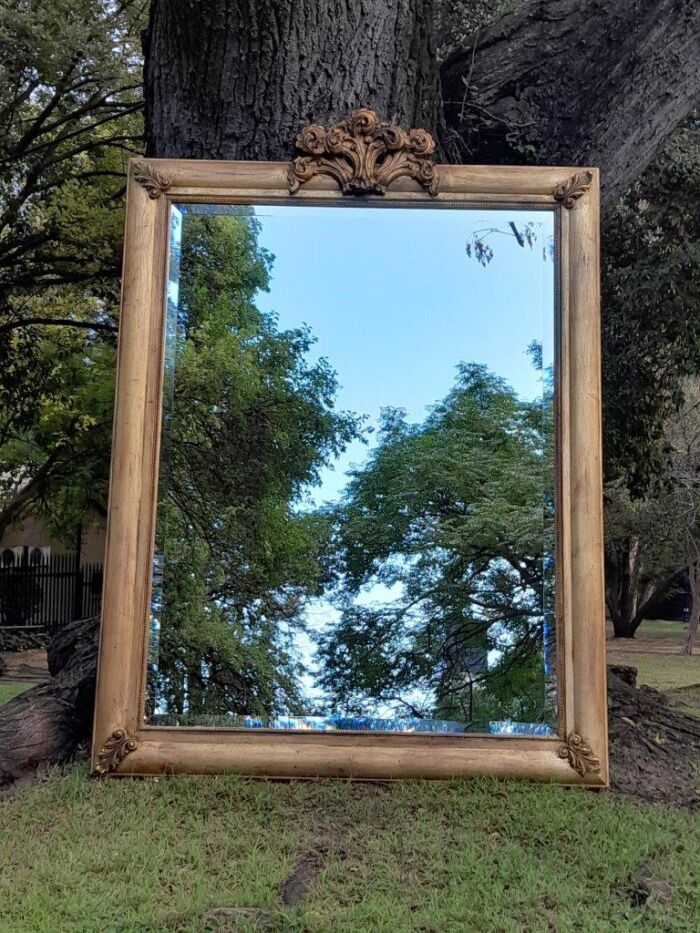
279,850,326,906
608,665,700,806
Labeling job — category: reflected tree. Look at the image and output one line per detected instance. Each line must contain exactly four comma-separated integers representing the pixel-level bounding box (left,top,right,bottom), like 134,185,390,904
148,212,360,723
317,356,555,728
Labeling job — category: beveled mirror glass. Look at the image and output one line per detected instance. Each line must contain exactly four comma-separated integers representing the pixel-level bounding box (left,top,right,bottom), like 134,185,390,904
91,122,606,782
146,202,557,736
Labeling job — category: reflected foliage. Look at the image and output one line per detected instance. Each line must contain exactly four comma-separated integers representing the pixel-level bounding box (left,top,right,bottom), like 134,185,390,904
318,358,555,728
148,212,359,722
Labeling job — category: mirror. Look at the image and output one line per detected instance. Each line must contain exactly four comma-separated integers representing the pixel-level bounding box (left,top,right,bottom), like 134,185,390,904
145,201,557,736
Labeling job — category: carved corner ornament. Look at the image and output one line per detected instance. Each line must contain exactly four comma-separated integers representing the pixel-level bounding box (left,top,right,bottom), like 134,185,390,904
94,729,138,776
553,170,593,209
558,732,601,777
133,160,171,199
288,108,439,197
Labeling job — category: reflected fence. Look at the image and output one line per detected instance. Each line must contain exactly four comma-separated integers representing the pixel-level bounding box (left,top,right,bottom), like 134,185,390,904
0,552,102,648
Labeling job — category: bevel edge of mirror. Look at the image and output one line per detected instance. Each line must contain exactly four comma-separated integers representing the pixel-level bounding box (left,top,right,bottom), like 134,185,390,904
165,193,561,214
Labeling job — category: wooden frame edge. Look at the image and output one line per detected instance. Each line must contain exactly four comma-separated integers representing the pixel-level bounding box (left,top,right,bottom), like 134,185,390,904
91,159,607,786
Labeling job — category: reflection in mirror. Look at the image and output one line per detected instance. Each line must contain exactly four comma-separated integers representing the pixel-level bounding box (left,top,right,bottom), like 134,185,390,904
145,202,556,735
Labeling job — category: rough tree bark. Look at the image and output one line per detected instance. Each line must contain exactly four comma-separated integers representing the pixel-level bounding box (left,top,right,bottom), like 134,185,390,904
146,0,700,208
144,0,441,161
441,0,700,205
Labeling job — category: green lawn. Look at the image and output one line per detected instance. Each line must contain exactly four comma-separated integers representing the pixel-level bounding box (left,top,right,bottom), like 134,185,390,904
1,766,699,932
607,620,700,718
0,682,31,705
2,632,699,930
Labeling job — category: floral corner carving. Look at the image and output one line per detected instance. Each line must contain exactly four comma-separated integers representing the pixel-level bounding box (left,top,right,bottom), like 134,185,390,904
558,733,601,777
288,107,439,197
553,170,593,209
133,161,171,199
94,729,138,776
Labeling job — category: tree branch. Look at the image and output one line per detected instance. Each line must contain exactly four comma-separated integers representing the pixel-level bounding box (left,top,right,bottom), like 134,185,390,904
441,0,700,206
0,317,117,335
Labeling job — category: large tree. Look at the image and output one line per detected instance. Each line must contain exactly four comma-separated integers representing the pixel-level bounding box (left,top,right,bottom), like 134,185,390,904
148,209,358,723
0,0,144,541
317,361,554,728
145,0,700,205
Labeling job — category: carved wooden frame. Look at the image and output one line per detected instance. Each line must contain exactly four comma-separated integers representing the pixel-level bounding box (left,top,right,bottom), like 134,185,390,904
92,147,606,785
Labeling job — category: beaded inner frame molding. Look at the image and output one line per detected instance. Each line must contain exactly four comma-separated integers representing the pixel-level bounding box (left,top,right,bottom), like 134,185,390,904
92,110,607,784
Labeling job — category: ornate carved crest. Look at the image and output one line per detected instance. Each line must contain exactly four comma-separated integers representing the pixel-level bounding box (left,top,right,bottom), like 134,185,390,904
288,108,439,197
553,171,593,209
133,161,171,199
95,729,138,776
558,733,601,776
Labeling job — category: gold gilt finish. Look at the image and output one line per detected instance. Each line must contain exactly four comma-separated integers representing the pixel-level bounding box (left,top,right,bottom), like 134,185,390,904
91,139,607,784
288,107,439,196
558,733,601,776
95,729,138,776
133,161,171,199
553,170,594,209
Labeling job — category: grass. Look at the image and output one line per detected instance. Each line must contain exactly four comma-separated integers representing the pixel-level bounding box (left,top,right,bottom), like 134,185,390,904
0,682,31,705
1,630,698,930
607,619,700,718
1,766,699,932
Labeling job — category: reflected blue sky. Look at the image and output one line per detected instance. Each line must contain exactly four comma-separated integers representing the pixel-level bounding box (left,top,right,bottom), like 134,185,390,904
249,204,554,505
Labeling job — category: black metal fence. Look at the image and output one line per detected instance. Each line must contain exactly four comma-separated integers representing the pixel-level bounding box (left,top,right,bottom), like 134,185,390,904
0,552,102,639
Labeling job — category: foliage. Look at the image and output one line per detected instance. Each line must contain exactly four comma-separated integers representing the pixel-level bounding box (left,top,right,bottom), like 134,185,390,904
317,360,554,727
0,0,144,541
147,211,360,722
0,0,142,298
0,290,116,539
435,1,519,60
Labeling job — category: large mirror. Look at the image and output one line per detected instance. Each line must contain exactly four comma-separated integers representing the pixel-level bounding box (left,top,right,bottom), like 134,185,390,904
145,201,557,736
91,147,606,783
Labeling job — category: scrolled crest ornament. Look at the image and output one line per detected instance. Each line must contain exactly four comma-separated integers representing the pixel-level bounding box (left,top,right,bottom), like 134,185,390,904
133,160,171,199
553,170,593,209
288,108,439,197
558,732,601,777
95,729,138,776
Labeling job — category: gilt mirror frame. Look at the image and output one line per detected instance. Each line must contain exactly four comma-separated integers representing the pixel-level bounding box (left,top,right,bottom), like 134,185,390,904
91,110,607,785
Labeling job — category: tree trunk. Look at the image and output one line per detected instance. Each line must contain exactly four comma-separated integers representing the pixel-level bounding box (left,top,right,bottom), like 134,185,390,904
681,561,700,655
0,617,99,787
441,0,700,206
605,538,676,638
144,0,440,161
145,0,700,195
